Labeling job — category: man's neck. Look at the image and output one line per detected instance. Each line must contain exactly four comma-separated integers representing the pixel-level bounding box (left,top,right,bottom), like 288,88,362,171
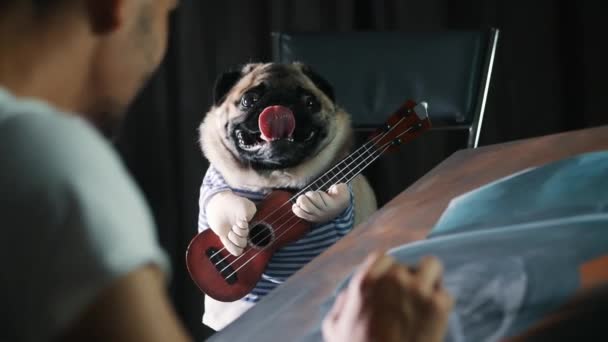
0,8,92,115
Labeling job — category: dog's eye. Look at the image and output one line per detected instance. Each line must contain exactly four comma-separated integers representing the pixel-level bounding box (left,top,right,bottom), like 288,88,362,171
241,92,260,108
303,95,318,108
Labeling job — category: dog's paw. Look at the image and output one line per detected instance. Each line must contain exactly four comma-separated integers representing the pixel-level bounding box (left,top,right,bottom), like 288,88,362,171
207,191,257,256
292,183,350,223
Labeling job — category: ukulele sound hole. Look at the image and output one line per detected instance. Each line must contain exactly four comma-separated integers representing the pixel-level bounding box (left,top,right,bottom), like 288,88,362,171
205,247,238,285
249,222,273,248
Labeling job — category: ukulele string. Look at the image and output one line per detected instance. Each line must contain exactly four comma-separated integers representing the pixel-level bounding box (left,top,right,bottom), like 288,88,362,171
208,132,386,262
208,126,392,262
223,125,415,277
222,122,417,277
210,130,388,265
224,140,395,278
230,116,408,246
210,116,410,265
242,124,414,257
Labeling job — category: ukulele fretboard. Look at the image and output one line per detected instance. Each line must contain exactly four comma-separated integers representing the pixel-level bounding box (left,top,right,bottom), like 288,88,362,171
307,143,382,193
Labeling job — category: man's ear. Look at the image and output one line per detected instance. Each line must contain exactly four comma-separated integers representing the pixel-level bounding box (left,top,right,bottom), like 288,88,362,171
213,70,243,105
86,0,124,34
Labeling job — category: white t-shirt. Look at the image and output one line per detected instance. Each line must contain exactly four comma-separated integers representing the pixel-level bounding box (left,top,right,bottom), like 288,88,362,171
0,88,170,341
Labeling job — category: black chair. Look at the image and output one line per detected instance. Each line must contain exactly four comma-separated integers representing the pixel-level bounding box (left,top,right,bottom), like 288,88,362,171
272,29,499,206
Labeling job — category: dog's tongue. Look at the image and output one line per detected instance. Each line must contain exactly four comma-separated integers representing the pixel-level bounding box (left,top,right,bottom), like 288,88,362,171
258,105,296,141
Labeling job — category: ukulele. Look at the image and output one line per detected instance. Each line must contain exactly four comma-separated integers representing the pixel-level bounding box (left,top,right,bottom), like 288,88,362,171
186,100,431,302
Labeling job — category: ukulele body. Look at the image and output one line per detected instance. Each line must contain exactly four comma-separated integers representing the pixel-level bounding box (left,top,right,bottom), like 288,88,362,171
186,190,310,302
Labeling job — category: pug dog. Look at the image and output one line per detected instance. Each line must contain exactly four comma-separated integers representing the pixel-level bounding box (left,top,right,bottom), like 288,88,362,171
197,62,377,330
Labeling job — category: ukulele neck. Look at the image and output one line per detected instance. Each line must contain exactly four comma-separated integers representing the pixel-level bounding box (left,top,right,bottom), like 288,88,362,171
306,145,382,193
303,100,430,195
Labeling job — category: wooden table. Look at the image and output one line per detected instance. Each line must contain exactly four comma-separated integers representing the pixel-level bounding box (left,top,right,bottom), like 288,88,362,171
209,125,608,341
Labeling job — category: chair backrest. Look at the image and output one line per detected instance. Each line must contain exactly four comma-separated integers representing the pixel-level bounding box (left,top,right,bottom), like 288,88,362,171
272,29,499,148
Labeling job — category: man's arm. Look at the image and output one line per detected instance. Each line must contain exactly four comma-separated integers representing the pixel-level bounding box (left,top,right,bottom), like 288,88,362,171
58,265,191,342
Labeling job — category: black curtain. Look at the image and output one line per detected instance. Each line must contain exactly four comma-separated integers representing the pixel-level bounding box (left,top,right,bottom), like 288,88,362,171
115,1,607,340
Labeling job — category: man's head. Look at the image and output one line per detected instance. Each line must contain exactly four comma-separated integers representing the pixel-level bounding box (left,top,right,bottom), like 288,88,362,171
0,0,179,134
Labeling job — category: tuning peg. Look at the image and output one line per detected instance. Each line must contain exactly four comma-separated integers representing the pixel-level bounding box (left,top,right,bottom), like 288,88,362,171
414,101,429,120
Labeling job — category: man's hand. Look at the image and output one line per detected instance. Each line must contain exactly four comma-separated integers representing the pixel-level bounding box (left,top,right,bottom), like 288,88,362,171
322,252,454,342
292,183,350,223
206,191,257,256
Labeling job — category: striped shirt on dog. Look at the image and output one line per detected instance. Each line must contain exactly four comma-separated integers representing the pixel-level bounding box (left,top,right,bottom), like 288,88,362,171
198,166,355,303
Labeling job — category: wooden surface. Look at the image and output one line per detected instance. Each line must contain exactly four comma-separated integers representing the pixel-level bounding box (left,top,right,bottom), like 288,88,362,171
209,125,608,341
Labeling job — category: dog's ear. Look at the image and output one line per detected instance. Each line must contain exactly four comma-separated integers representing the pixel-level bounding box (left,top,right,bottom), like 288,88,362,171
213,70,243,105
301,65,335,103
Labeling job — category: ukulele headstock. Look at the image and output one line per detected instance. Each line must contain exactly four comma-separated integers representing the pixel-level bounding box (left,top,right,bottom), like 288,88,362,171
369,100,432,153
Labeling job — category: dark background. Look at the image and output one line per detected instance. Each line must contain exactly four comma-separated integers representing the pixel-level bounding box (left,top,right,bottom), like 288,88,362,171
115,1,607,340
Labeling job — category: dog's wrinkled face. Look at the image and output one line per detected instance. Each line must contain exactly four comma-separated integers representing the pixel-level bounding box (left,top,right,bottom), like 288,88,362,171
219,63,336,170
200,63,352,189
229,77,328,169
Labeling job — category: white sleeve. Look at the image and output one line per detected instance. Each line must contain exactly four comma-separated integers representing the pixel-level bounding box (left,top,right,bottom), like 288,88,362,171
197,166,231,232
